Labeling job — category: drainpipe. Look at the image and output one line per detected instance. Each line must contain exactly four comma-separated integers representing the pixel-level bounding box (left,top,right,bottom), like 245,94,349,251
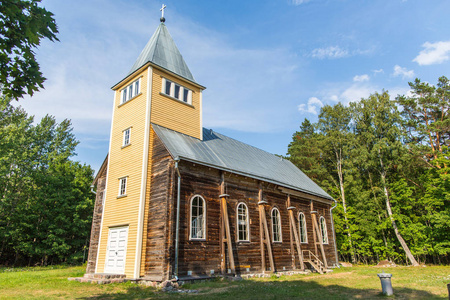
90,185,97,195
330,199,339,267
174,159,181,279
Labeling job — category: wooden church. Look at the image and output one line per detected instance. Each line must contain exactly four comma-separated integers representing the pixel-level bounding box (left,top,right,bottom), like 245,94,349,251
85,9,338,282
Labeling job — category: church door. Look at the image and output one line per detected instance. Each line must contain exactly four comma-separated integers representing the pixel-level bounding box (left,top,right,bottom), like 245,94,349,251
105,226,128,274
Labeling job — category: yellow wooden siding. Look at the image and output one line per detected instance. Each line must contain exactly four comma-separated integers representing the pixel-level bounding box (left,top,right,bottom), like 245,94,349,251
98,68,149,278
151,68,201,139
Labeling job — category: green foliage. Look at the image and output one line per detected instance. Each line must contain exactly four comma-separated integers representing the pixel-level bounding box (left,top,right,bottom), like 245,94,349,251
287,77,449,265
0,96,94,266
0,0,58,99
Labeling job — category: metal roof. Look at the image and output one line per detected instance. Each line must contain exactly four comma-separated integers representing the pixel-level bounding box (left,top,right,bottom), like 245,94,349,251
152,124,333,201
127,23,196,83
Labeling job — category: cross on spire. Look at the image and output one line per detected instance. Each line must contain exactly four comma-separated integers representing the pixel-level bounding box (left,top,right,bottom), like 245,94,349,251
160,4,167,22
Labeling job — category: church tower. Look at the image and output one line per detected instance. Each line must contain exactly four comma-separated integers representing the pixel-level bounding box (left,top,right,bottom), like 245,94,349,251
94,11,205,279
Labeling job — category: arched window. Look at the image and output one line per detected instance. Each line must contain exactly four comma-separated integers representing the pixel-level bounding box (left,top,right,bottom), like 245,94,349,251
319,216,328,244
190,195,206,239
298,212,308,243
236,203,249,241
271,208,282,242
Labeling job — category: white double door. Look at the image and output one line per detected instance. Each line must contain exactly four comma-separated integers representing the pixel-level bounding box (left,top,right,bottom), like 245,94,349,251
105,226,128,274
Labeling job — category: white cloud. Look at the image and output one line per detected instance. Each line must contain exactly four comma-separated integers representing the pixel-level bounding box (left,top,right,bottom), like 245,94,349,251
311,46,349,59
413,41,450,65
298,97,323,114
392,65,415,79
340,84,374,104
373,69,384,74
290,0,311,5
353,74,370,82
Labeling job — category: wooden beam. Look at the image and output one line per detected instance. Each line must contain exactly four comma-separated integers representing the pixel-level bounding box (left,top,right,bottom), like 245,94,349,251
220,173,235,274
220,174,225,274
259,183,275,273
286,196,295,269
311,212,328,269
222,197,235,273
287,196,304,271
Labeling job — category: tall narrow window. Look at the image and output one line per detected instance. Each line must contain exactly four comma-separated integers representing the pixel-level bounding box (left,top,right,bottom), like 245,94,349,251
320,216,328,244
298,212,308,243
174,84,180,99
165,80,171,95
122,128,131,146
237,203,249,241
190,195,206,240
271,208,282,242
118,177,127,196
183,88,189,103
134,80,139,95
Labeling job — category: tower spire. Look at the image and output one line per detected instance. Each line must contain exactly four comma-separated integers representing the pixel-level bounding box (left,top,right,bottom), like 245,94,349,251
160,4,166,23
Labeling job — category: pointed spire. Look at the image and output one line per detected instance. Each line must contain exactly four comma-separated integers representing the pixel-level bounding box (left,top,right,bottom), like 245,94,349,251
127,22,196,83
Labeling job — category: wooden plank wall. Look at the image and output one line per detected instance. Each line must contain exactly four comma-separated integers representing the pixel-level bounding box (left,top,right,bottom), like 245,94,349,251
146,133,337,279
144,129,175,281
85,163,108,274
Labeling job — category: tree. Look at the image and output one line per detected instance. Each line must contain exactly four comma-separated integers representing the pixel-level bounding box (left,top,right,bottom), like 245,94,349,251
317,103,356,263
0,96,94,265
0,0,58,99
351,91,419,266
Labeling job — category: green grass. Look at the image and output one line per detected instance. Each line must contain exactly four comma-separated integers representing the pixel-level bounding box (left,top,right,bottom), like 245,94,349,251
0,265,449,299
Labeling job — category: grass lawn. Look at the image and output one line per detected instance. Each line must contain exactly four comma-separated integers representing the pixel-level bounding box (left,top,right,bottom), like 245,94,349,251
0,264,449,299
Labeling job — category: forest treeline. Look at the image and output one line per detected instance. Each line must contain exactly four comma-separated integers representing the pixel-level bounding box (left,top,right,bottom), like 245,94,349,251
0,97,94,266
287,76,449,265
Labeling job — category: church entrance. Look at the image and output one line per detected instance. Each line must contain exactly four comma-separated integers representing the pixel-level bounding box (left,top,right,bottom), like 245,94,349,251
104,226,128,274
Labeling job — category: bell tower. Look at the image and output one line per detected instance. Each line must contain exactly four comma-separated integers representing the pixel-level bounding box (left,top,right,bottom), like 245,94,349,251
95,7,205,279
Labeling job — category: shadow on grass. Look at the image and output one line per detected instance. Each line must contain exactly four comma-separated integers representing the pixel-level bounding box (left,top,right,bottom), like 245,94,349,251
78,278,442,300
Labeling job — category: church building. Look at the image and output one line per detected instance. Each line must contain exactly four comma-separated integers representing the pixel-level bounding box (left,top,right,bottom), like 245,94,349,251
86,9,338,282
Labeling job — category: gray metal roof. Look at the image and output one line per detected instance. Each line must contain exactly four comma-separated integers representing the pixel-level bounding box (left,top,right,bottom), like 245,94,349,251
127,23,196,83
152,124,333,201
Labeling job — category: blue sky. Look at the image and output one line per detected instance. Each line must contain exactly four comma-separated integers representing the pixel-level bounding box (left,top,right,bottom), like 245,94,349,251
20,0,450,172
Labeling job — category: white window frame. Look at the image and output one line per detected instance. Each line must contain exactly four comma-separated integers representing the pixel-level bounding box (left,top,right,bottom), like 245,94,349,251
236,202,250,242
161,77,192,105
118,177,127,197
120,78,141,104
298,212,308,244
271,207,282,243
190,195,206,240
122,127,131,147
319,216,328,244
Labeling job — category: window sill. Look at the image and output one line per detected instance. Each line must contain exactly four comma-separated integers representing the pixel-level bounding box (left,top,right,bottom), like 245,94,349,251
117,194,127,199
118,93,142,108
160,92,194,108
237,240,251,244
189,238,206,242
122,144,131,149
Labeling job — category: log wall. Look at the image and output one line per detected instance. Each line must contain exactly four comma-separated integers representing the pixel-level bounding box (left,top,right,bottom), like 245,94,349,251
86,160,108,274
146,133,337,279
